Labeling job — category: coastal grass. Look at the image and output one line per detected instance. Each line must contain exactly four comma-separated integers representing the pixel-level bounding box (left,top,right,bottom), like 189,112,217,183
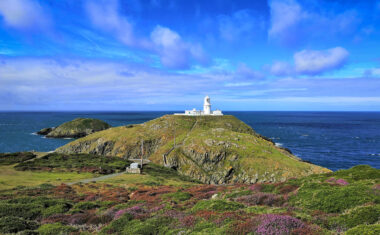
100,163,200,187
0,165,95,190
15,153,131,174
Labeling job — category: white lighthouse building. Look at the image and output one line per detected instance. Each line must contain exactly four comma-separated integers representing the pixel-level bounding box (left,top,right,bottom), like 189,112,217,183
174,96,223,116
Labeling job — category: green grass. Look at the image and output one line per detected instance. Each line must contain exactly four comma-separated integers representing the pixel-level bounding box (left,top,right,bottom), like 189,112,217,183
0,165,95,190
15,153,131,174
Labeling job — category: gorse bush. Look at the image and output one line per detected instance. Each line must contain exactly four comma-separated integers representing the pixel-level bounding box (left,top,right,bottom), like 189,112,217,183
163,191,192,202
345,224,380,235
329,205,380,229
0,216,38,234
290,182,377,213
192,199,244,212
332,165,380,181
37,223,78,235
0,152,36,165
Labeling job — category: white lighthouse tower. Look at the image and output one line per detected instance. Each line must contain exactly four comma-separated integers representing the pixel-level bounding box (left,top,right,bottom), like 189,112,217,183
203,95,211,115
174,96,223,116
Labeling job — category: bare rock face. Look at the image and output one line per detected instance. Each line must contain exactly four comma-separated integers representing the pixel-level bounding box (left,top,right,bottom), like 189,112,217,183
57,115,331,184
37,118,111,139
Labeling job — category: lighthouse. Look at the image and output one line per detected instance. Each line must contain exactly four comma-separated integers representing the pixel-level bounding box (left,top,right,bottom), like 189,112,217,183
203,95,211,115
174,96,223,116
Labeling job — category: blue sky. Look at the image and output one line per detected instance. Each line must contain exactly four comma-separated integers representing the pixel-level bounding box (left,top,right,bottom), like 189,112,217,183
1,0,380,111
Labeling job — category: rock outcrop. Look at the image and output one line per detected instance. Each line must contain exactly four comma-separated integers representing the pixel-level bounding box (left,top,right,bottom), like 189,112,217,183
57,115,331,184
38,118,111,138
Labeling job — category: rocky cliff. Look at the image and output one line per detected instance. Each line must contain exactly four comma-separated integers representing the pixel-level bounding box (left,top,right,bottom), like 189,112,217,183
56,115,330,184
39,118,111,138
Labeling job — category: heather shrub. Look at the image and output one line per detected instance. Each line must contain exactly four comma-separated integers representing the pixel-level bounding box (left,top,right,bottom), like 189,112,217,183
71,201,99,212
329,205,380,229
260,184,276,193
256,214,305,235
290,183,377,213
37,223,78,235
236,192,284,206
0,203,42,220
42,203,71,218
192,199,244,212
245,205,287,214
225,190,251,199
122,216,172,234
345,224,380,235
163,191,192,202
192,221,226,234
0,216,38,234
99,213,133,234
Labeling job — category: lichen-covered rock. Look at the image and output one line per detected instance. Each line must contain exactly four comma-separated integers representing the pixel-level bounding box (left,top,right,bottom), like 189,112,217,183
40,118,111,138
57,115,331,184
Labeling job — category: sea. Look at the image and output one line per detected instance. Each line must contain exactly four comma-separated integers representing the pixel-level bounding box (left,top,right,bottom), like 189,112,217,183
0,111,379,171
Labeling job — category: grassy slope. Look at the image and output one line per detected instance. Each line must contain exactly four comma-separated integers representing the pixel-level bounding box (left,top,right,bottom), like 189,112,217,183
0,165,95,190
58,115,330,183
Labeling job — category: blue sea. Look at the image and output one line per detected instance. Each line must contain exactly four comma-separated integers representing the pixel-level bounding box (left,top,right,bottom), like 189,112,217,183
0,111,379,171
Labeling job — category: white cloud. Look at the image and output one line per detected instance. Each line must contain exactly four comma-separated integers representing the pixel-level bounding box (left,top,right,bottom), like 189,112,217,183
0,0,50,30
364,68,380,77
268,0,304,38
294,47,349,75
85,0,206,69
150,25,207,69
85,0,136,46
270,61,293,76
218,10,260,42
235,63,263,79
268,0,361,46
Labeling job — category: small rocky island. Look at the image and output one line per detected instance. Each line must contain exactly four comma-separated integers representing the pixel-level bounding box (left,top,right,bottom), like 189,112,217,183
37,118,111,138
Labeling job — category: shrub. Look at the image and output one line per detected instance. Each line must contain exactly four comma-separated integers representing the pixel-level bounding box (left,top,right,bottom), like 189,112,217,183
71,201,99,212
345,224,380,235
332,165,380,181
260,184,276,193
329,205,380,229
0,216,38,234
192,199,244,212
0,203,42,220
37,223,78,235
236,192,284,206
122,217,172,234
225,190,251,199
42,203,71,218
163,191,192,202
0,152,36,165
15,153,130,174
99,213,133,234
290,183,377,213
256,214,305,235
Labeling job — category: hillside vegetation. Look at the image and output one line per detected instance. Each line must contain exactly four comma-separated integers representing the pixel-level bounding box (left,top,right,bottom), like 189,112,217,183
39,118,111,138
57,115,330,184
0,165,378,234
